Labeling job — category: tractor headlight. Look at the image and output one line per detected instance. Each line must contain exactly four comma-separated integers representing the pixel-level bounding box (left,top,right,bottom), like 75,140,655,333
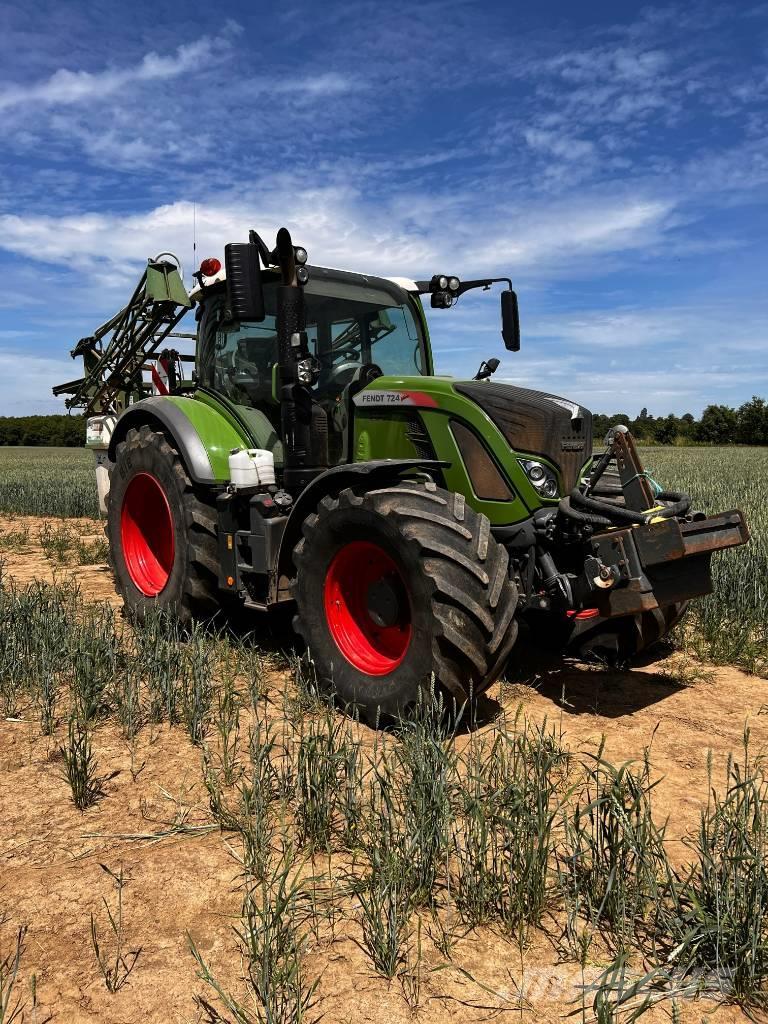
448,276,460,292
437,275,448,290
541,477,559,498
431,291,453,309
519,459,559,499
297,357,319,385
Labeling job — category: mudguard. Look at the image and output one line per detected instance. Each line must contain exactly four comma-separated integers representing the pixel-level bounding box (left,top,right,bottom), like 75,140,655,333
108,395,251,485
275,458,449,585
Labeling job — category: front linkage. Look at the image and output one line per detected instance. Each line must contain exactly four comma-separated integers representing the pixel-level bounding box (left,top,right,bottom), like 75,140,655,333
519,425,749,660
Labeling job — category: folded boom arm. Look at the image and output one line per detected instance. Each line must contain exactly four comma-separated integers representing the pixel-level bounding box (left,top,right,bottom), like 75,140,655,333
52,256,192,415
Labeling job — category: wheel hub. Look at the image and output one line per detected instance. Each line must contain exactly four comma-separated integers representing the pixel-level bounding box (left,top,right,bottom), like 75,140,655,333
324,540,412,676
120,472,175,597
366,577,402,628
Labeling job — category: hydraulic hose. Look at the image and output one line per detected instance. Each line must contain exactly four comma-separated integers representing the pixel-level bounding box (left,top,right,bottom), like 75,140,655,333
571,489,651,525
590,483,624,496
654,490,692,518
557,497,612,529
561,487,692,528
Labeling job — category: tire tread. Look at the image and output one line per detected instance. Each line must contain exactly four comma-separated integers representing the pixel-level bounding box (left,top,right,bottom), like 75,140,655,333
293,479,518,711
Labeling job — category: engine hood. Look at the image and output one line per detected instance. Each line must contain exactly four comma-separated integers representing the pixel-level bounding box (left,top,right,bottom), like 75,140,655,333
453,380,593,492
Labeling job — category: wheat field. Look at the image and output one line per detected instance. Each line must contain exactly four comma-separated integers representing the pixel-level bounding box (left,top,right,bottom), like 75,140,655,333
0,444,765,672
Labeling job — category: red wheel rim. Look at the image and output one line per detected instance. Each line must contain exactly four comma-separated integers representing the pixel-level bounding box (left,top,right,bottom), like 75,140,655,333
120,473,175,597
324,540,412,676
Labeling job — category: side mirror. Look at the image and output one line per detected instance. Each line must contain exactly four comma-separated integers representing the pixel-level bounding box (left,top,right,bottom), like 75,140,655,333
501,289,520,352
224,242,265,322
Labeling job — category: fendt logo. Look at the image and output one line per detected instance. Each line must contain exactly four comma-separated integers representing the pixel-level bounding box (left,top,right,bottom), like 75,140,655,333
355,391,409,405
353,390,439,409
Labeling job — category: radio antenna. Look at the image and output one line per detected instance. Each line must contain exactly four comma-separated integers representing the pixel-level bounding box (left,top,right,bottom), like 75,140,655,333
192,202,197,285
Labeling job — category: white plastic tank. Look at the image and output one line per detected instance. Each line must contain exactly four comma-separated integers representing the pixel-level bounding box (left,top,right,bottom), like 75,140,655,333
228,448,276,488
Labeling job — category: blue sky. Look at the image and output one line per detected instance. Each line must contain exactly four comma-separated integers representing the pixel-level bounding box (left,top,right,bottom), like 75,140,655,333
0,0,766,417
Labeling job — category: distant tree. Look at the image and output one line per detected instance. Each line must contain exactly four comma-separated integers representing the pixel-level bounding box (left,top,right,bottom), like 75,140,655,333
593,413,632,444
695,405,738,444
593,414,610,441
591,399,766,446
677,413,695,441
654,414,679,445
736,396,768,445
630,413,655,441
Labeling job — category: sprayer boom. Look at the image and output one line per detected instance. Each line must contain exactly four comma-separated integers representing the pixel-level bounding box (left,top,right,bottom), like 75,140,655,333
52,255,191,415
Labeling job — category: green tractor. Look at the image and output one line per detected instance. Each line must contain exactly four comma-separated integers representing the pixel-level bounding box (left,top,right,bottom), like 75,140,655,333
54,227,749,721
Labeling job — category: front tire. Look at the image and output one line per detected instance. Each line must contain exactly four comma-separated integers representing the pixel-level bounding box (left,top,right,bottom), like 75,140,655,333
106,425,219,623
292,481,518,722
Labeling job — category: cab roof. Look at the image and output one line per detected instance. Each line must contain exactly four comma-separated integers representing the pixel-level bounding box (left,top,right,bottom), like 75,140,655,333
188,264,419,302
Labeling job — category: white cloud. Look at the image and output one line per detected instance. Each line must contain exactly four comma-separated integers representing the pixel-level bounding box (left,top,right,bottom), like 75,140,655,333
491,357,766,417
470,197,674,269
525,304,768,352
0,3,765,418
0,30,237,113
0,348,81,414
502,304,768,415
527,308,695,347
272,71,357,97
0,186,677,295
432,298,768,416
546,45,669,86
524,128,595,161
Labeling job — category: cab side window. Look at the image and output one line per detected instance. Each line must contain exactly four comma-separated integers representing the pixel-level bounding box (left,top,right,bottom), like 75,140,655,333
213,316,279,408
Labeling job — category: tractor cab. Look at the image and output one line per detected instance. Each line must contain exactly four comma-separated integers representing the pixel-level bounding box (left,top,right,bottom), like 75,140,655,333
192,266,432,469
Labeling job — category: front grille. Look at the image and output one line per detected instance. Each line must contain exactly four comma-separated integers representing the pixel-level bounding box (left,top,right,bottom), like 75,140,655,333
361,408,436,460
453,381,592,492
404,411,436,460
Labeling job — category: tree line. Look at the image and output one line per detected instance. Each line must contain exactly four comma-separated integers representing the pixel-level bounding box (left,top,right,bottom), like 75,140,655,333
0,414,87,447
0,397,766,448
593,396,768,446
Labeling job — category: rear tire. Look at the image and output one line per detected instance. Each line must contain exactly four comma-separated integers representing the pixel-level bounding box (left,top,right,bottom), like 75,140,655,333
106,425,219,623
292,481,518,722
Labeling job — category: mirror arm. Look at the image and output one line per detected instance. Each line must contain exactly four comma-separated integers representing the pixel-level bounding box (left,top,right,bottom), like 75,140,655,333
248,229,273,270
414,277,513,298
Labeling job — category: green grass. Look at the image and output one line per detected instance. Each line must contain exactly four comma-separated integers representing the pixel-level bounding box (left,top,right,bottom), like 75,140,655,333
0,447,99,518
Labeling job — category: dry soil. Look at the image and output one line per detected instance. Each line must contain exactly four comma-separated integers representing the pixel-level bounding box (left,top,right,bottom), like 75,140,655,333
0,514,765,1024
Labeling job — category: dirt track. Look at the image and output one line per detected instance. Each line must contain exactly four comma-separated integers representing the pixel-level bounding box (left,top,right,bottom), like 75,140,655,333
1,514,765,1023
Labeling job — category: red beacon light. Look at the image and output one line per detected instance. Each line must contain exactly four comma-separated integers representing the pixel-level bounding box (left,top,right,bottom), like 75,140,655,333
199,257,221,278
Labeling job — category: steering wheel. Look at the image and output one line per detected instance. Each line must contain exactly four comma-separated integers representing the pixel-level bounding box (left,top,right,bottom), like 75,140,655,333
229,365,265,389
318,360,384,396
358,362,383,385
328,363,383,434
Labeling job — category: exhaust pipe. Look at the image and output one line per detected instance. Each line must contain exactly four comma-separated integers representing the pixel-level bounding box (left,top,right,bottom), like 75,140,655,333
273,228,328,491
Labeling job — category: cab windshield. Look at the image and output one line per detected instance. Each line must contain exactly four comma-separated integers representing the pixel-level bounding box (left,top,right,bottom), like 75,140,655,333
197,269,427,463
302,272,426,385
203,270,425,405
